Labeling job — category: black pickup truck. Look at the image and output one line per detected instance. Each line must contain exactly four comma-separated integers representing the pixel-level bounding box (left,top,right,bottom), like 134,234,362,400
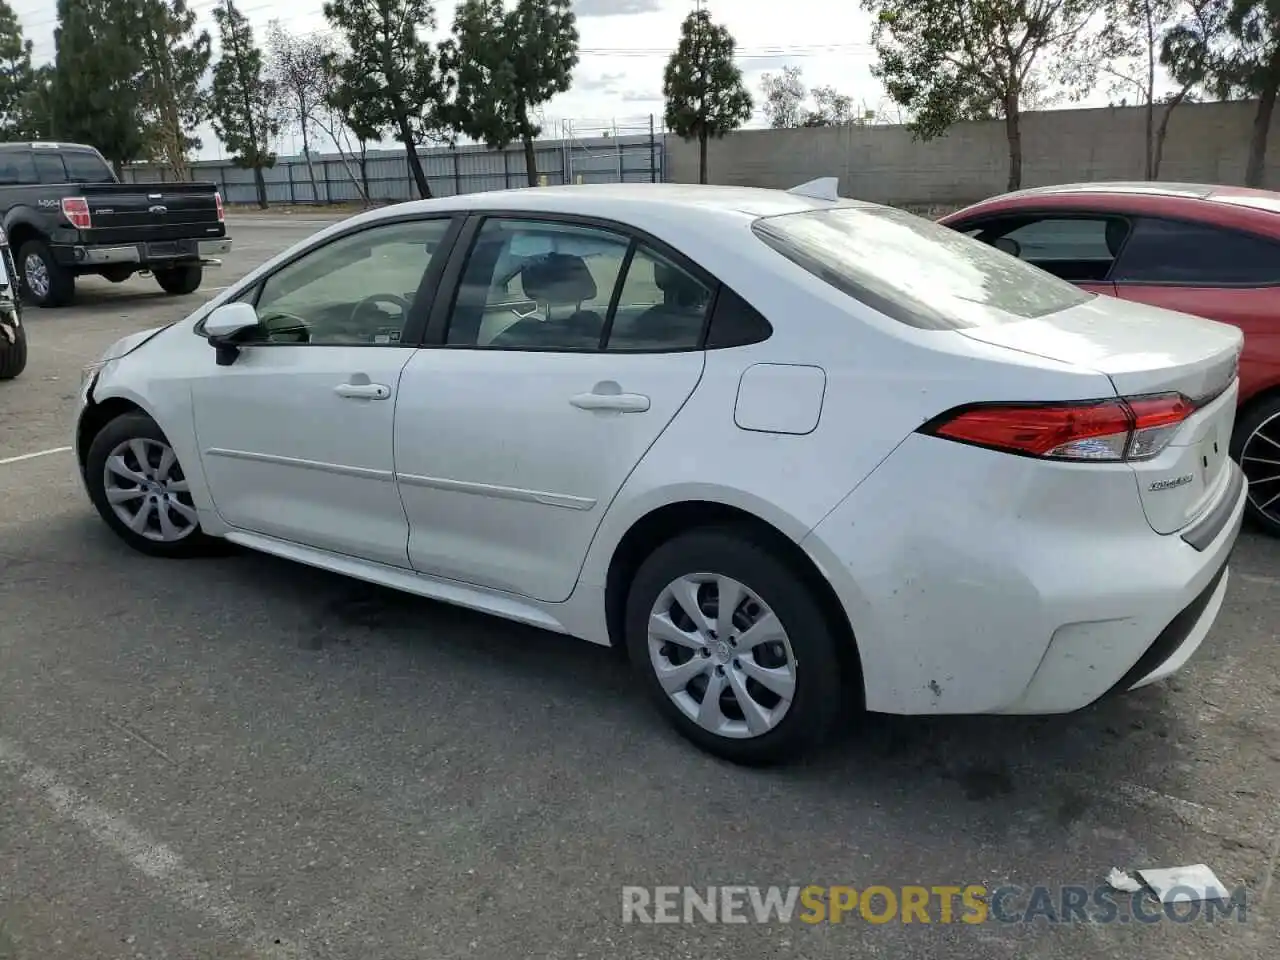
0,142,232,308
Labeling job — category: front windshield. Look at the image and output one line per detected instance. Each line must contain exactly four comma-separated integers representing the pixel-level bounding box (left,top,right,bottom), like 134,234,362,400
752,205,1092,330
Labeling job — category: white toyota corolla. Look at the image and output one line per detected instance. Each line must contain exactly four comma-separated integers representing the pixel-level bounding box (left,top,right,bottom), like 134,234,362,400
75,181,1247,764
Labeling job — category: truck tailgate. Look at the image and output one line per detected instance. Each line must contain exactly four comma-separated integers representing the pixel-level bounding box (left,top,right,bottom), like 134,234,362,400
79,182,224,244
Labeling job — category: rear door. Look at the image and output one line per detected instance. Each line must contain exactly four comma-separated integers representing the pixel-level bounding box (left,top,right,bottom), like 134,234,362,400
1107,214,1280,383
950,213,1128,296
393,215,712,603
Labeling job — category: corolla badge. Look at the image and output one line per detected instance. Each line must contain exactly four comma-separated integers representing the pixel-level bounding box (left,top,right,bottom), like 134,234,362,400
1149,474,1194,492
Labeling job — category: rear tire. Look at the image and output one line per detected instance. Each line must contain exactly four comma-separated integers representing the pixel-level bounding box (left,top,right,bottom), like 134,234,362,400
85,412,222,558
0,314,26,380
18,239,74,308
1233,395,1280,538
154,264,203,296
624,526,846,765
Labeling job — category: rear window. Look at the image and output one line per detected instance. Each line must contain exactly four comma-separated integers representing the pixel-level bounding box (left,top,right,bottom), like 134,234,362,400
751,206,1092,330
62,149,114,182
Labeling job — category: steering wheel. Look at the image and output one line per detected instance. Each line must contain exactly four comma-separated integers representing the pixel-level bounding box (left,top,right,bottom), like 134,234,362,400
254,311,313,344
350,293,410,327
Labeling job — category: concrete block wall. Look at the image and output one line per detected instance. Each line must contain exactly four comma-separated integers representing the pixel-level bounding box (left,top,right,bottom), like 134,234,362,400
665,100,1280,205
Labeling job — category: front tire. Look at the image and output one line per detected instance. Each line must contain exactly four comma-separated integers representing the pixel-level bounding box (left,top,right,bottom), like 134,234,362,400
85,412,220,558
154,264,203,296
624,526,846,765
0,316,26,380
18,239,74,308
1233,395,1280,537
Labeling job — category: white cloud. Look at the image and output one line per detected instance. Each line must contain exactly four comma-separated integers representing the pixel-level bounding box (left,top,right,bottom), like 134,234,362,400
574,0,662,16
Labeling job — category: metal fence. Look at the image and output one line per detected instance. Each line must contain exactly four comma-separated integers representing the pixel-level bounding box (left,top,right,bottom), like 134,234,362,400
121,117,666,205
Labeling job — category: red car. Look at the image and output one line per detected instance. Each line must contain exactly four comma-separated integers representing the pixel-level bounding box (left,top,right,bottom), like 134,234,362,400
940,183,1280,536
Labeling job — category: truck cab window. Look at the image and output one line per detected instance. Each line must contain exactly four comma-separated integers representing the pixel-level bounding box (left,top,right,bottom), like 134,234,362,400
33,152,67,184
0,153,38,185
62,150,115,183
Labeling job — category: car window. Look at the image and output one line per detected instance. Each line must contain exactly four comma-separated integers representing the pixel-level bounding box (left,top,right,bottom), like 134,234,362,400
62,150,114,182
1112,217,1280,285
446,218,632,350
962,216,1128,283
33,152,67,184
0,152,38,185
252,218,451,346
605,244,713,352
754,205,1092,330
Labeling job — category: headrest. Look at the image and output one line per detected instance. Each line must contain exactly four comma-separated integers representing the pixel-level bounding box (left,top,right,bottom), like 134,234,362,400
654,260,707,306
521,253,597,304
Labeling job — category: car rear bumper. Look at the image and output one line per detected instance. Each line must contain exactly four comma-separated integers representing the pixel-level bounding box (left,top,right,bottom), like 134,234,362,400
800,434,1248,716
52,238,232,268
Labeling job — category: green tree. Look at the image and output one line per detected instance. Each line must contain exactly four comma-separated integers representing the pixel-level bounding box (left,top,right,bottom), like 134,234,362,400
1156,0,1231,177
324,0,450,199
138,0,211,180
805,86,858,126
446,0,579,186
0,0,36,139
211,0,279,209
318,51,379,203
864,0,1112,191
663,8,753,184
51,0,151,173
760,65,807,128
268,22,333,201
14,65,54,140
1221,0,1280,186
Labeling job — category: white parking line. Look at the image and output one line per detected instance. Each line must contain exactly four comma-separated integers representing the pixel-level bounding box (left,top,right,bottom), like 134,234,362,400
0,446,71,466
0,738,305,959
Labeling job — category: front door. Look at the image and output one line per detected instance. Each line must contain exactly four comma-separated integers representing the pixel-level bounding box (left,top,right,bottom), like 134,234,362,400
191,216,456,567
394,215,715,602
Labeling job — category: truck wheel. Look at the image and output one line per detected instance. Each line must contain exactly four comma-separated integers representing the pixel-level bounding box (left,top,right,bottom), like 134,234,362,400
18,240,75,308
155,265,203,296
0,317,26,380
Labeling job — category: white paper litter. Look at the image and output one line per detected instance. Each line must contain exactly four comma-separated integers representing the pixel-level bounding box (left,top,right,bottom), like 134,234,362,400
1136,864,1228,903
1107,868,1143,893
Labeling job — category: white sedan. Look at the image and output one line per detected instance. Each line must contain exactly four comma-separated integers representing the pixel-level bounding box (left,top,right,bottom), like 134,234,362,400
74,181,1248,765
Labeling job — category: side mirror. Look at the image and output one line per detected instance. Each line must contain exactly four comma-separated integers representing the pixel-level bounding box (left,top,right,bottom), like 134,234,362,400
204,302,259,366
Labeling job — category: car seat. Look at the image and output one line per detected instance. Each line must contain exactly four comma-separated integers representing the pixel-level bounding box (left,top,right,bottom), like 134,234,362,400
609,260,709,350
490,252,605,349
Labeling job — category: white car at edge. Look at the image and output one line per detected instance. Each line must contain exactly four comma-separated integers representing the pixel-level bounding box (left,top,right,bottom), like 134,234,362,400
74,181,1248,765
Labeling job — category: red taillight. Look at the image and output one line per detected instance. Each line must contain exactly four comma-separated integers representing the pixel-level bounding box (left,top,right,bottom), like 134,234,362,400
924,393,1194,462
61,196,92,230
214,191,224,222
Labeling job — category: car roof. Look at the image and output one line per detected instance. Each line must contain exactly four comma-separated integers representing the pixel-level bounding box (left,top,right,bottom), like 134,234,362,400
377,182,873,226
955,180,1280,213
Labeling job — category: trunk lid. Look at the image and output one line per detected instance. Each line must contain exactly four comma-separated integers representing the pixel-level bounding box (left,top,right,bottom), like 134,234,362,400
77,182,224,244
957,295,1243,535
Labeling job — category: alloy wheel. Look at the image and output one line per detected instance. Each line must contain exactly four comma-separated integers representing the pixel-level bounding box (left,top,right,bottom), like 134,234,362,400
23,253,49,300
647,573,797,739
102,437,199,542
1241,409,1280,526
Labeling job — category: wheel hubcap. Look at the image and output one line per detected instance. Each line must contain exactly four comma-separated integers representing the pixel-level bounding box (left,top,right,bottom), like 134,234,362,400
102,437,199,542
23,254,49,298
1241,410,1280,525
647,573,797,740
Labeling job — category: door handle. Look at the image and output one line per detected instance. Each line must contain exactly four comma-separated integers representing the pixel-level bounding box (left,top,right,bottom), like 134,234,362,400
570,391,650,413
334,382,391,400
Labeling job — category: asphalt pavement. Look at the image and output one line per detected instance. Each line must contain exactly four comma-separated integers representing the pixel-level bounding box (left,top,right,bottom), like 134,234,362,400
0,213,1277,959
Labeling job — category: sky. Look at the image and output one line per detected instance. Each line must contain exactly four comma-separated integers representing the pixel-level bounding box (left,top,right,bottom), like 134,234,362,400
11,0,1146,161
